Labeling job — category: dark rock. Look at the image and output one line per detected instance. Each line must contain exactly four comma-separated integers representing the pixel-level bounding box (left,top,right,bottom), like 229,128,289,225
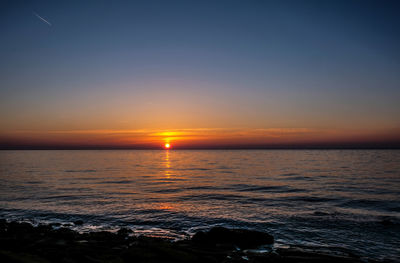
8,221,34,234
55,227,77,240
73,220,84,225
0,219,6,233
117,227,133,236
36,223,53,233
0,220,369,263
88,231,116,242
192,227,274,249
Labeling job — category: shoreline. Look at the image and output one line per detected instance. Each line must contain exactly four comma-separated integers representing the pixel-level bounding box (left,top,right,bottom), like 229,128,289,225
0,220,384,263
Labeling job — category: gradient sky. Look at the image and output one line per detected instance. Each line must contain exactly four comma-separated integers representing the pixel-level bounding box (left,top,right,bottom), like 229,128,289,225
1,0,399,148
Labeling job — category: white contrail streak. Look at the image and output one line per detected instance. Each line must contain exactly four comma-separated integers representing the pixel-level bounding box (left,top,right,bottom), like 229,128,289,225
33,12,52,26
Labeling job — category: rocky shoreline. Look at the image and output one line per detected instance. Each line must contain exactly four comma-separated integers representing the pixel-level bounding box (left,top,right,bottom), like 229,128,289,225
0,220,384,263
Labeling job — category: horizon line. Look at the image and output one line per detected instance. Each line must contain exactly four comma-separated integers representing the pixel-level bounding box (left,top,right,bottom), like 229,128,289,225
1,146,400,150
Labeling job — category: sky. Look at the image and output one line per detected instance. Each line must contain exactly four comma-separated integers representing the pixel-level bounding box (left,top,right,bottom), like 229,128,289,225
0,0,399,149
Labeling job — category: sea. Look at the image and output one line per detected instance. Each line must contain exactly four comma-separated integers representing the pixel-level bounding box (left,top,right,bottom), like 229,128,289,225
0,150,399,261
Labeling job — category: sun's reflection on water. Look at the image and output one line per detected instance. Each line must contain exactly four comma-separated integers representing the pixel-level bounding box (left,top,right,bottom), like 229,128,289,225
164,150,172,178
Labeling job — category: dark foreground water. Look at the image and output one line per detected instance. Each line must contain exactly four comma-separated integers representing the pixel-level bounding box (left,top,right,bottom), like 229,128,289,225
0,150,399,261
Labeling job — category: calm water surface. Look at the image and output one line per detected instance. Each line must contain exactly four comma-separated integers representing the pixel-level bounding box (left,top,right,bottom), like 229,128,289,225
0,150,399,261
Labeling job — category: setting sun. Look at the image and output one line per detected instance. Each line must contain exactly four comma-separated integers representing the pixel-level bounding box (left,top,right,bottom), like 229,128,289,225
164,143,171,149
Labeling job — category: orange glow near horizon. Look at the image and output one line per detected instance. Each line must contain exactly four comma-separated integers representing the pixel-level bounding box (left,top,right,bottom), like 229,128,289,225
0,127,399,149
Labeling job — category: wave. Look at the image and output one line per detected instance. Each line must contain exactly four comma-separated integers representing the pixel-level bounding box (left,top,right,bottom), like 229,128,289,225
175,193,246,201
231,184,304,193
64,169,97,173
340,199,400,212
97,180,134,184
285,196,338,203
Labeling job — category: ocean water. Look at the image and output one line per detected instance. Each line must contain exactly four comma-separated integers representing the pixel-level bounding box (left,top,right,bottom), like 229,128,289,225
0,150,399,261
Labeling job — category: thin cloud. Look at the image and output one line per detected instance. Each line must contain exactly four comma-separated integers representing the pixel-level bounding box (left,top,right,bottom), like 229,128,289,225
33,12,52,26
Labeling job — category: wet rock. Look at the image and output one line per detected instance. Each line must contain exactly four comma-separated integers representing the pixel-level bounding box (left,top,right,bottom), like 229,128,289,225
36,223,53,233
73,220,84,225
0,221,369,263
88,230,117,242
0,219,6,233
55,227,78,240
8,221,34,234
192,227,274,249
117,227,133,236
